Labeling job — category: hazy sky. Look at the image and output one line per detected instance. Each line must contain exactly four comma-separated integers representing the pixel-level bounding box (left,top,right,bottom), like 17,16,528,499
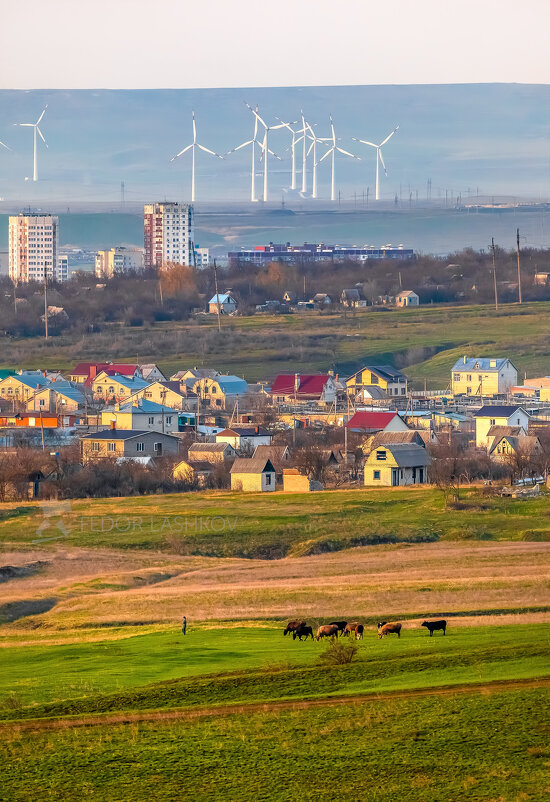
1,0,549,89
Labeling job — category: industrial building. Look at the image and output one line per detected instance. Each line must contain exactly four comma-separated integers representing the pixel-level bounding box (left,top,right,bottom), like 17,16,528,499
228,242,414,267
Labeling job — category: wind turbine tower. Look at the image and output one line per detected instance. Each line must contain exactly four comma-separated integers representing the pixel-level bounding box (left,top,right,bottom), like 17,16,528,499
14,106,48,181
353,125,399,200
248,105,285,202
170,111,222,202
319,115,359,202
226,105,263,202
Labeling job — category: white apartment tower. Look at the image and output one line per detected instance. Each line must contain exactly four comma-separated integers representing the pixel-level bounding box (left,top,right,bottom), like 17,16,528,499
9,214,64,283
95,246,145,278
144,202,194,269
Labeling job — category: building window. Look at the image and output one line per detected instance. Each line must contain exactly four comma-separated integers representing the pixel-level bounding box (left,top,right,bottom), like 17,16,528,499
376,450,387,461
136,442,145,452
166,416,172,424
453,374,461,381
265,474,272,485
467,374,472,381
373,470,380,480
490,419,496,426
91,442,100,451
107,443,116,452
148,417,154,424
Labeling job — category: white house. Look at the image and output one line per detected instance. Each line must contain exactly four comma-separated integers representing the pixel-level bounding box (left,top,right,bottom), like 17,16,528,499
474,405,530,448
100,399,180,433
451,357,518,397
216,426,272,453
396,290,419,307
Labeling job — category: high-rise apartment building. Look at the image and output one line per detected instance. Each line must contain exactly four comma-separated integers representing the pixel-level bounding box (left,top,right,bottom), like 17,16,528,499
143,202,194,268
9,214,63,283
95,246,144,278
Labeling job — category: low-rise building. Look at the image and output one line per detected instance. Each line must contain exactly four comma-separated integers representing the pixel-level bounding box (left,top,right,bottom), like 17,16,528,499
474,406,530,447
489,433,541,462
364,443,430,486
346,410,410,434
216,426,272,453
95,247,144,278
208,291,237,315
90,371,149,403
270,374,340,405
230,457,276,492
130,380,193,410
451,357,518,397
100,399,179,433
80,428,180,463
345,366,408,398
192,375,249,410
396,290,419,307
187,442,237,463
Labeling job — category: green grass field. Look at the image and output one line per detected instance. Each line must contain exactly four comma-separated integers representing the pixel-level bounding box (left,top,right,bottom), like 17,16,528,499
4,300,550,385
1,688,549,801
3,486,550,558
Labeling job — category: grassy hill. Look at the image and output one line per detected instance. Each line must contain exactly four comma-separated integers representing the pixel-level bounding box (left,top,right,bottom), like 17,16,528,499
3,300,550,386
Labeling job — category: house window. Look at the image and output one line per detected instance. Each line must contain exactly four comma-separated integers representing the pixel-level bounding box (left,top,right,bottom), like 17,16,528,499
91,442,100,451
39,399,45,406
376,450,387,461
107,443,116,452
373,470,381,480
490,419,496,426
401,388,406,395
467,374,472,381
211,386,217,393
371,375,379,384
154,442,162,452
166,416,172,424
265,474,272,486
148,417,154,424
453,374,461,381
136,442,145,452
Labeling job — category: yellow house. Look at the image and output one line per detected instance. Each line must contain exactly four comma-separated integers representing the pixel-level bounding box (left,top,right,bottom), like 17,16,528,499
129,381,191,410
451,357,518,397
91,372,149,403
474,406,529,447
345,365,408,398
364,444,430,487
230,457,276,492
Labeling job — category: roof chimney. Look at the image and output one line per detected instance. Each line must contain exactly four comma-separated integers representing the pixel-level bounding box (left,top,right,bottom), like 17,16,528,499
89,365,98,379
110,419,116,431
463,355,467,364
255,426,259,434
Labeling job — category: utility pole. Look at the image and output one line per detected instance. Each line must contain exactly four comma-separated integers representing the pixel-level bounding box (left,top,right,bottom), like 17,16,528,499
213,258,221,333
516,228,523,304
120,181,125,208
491,237,499,312
43,265,48,340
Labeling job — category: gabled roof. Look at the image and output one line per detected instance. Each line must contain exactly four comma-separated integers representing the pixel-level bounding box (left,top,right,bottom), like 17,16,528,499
230,457,275,474
140,364,165,380
92,374,149,391
80,429,180,441
367,430,425,449
347,364,406,382
1,373,51,390
71,362,139,377
253,445,290,468
215,376,249,394
371,443,430,467
346,411,401,430
217,426,270,438
116,399,179,414
452,358,513,373
36,381,86,405
171,368,219,381
209,293,236,304
397,290,418,297
489,435,541,456
188,442,234,454
487,425,524,438
474,405,528,418
270,374,331,398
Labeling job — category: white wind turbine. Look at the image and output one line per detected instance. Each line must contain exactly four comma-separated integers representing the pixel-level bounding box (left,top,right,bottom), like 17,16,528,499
170,111,223,202
226,105,264,202
319,115,360,201
274,116,303,191
306,122,329,199
352,125,399,200
248,105,286,202
14,105,48,181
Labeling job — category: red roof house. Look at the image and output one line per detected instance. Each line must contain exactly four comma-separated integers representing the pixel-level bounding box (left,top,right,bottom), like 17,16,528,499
270,374,339,403
68,363,142,386
346,410,410,433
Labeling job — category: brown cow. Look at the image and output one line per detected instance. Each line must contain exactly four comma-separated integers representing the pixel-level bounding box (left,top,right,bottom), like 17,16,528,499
378,622,402,639
316,624,339,641
284,620,306,637
344,622,363,639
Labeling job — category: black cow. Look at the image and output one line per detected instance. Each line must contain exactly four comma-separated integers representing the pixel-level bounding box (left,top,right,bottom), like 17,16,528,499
329,621,348,634
421,619,447,636
294,624,314,641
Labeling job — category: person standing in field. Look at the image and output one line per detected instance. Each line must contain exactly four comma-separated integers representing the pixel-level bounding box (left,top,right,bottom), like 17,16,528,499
182,616,187,635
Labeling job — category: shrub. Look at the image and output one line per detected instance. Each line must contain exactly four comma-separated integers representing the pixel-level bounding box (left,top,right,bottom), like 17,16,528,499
318,640,358,666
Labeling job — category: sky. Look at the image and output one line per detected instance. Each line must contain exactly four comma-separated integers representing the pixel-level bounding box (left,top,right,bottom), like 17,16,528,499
1,0,550,89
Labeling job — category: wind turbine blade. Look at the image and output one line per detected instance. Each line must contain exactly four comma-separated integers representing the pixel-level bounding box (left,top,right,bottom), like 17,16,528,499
336,147,358,158
37,106,47,125
192,112,197,141
0,139,10,150
379,150,387,174
197,144,217,156
267,148,281,160
16,123,34,127
380,126,399,147
253,109,267,128
170,143,193,160
230,140,253,153
352,138,378,148
319,148,333,162
37,127,47,147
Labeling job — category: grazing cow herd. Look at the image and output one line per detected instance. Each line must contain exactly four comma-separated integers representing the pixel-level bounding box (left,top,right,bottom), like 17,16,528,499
283,618,447,642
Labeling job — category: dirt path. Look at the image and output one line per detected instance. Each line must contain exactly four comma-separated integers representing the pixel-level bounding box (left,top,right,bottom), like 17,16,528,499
2,676,548,733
